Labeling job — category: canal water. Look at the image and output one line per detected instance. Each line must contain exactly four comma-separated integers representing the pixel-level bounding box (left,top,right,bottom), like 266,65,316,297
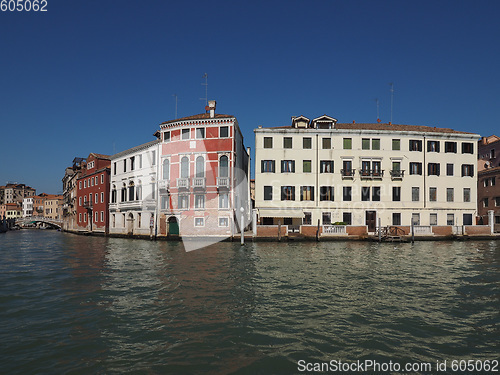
0,231,498,374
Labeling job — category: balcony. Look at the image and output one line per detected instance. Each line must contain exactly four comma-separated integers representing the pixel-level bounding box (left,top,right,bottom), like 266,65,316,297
176,178,190,189
340,169,355,180
192,177,206,189
82,201,93,210
390,170,405,180
360,169,384,180
217,177,230,189
158,180,170,193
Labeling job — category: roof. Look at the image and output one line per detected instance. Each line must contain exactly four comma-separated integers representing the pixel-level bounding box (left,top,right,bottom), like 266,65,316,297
89,153,111,160
111,139,160,160
259,122,476,135
160,113,234,126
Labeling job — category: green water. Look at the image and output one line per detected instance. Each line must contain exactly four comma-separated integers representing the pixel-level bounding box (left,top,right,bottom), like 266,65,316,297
0,231,498,374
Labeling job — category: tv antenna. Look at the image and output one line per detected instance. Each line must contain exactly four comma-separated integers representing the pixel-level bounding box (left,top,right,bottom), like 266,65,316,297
389,82,394,123
200,73,208,106
172,94,178,119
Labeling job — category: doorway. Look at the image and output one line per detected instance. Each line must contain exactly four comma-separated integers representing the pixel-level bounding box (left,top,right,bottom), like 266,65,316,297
365,211,376,232
168,216,179,236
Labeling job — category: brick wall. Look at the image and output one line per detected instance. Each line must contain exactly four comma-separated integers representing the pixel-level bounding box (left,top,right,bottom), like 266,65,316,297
256,225,288,238
431,226,453,236
346,226,368,236
464,225,490,235
300,225,321,237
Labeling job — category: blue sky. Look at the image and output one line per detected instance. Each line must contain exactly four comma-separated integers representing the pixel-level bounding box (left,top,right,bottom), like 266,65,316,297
1,0,499,194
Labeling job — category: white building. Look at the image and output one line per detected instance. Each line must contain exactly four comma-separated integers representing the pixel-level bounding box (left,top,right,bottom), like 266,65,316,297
254,115,480,232
22,197,33,218
109,140,160,237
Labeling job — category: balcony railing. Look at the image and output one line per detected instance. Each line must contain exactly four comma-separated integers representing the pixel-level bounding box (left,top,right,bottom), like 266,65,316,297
192,177,206,189
390,170,405,180
217,177,230,188
360,169,384,179
82,201,93,209
340,169,355,179
176,178,190,189
158,180,170,192
323,225,347,235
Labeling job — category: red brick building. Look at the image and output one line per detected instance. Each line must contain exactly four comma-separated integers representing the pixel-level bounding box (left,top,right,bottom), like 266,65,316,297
76,153,111,234
477,135,500,231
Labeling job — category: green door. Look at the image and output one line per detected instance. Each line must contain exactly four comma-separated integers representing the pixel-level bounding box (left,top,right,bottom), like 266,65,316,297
168,218,179,236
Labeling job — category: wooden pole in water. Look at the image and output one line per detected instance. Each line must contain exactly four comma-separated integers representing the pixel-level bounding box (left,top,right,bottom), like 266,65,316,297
316,219,320,242
411,221,415,244
278,220,281,242
378,218,381,242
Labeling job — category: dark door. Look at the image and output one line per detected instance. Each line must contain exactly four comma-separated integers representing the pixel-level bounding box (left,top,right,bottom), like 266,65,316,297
366,211,376,232
168,217,179,236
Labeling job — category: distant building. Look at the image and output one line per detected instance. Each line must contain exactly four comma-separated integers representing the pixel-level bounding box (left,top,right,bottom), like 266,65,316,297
255,115,480,230
62,157,86,231
32,193,63,220
109,140,160,236
22,197,33,217
4,203,22,219
76,153,111,234
477,135,500,231
0,183,36,205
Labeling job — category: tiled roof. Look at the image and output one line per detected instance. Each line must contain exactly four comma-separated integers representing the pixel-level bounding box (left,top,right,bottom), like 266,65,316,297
160,113,234,126
261,123,475,135
111,139,160,159
90,153,111,159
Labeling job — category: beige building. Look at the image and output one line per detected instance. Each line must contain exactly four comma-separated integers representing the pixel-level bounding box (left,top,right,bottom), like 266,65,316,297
477,135,500,231
0,183,36,205
62,157,86,231
254,115,480,232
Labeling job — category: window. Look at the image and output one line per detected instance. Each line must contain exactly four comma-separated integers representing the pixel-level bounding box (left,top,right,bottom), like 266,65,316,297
121,185,126,202
463,188,471,202
160,196,168,210
101,174,104,184
409,140,422,151
412,187,420,201
263,186,273,201
281,160,295,173
303,137,312,149
412,213,420,225
95,211,98,223
342,160,353,176
445,141,457,153
461,164,474,177
343,186,352,201
361,160,371,176
220,126,229,138
182,128,190,140
219,155,229,177
320,160,334,173
362,138,370,150
392,213,401,226
128,182,135,201
427,140,440,152
164,131,170,142
300,186,314,201
447,188,454,202
322,138,331,149
320,186,334,201
196,128,205,139
372,139,380,150
446,163,454,176
264,137,273,148
101,211,104,223
138,154,142,168
463,214,472,225
91,178,94,187
483,198,489,207
195,156,204,178
194,217,204,227
179,195,189,209
283,137,292,148
163,159,169,180
181,156,189,178
151,150,156,166
393,186,401,201
495,197,500,207
428,163,440,176
496,216,500,224
343,138,352,149
136,183,142,200
261,160,275,173
491,149,496,159
392,139,400,150
447,214,454,226
303,160,312,173
219,193,229,208
372,187,381,201
195,194,205,209
84,213,87,223
111,188,116,203
343,212,352,225
430,213,437,226
95,176,98,185
303,212,312,225
361,187,370,201
429,187,437,202
281,186,295,201
84,180,87,188
113,163,116,176
462,142,473,154
409,162,422,175
219,217,229,227
322,212,331,225
101,192,104,203
79,213,82,222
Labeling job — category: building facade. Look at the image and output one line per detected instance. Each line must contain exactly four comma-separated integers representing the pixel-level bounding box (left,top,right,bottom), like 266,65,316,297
477,135,500,231
22,197,33,217
76,153,111,234
109,140,160,236
255,115,480,231
0,183,36,205
156,100,250,237
62,157,86,231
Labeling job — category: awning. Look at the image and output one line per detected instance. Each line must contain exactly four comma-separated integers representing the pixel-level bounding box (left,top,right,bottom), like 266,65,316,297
258,209,304,218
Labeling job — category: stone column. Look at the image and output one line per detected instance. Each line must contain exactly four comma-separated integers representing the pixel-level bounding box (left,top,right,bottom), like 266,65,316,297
252,209,257,237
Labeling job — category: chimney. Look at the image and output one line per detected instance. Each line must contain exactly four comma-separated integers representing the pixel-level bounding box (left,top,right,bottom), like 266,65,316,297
207,100,216,118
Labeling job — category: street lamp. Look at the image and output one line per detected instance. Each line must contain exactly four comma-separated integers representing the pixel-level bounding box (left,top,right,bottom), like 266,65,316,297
240,206,245,245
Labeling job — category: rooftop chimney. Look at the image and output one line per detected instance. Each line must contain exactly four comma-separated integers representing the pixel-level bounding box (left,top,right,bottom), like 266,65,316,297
207,100,216,118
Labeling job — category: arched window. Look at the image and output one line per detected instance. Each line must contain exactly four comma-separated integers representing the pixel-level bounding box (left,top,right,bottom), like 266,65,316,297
121,184,127,202
181,156,189,178
219,155,229,177
128,181,135,201
196,156,204,178
163,159,169,180
136,180,142,200
111,185,117,203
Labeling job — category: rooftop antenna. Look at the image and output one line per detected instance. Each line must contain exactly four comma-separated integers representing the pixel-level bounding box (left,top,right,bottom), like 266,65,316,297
375,98,381,123
389,82,394,123
200,73,208,106
172,94,178,119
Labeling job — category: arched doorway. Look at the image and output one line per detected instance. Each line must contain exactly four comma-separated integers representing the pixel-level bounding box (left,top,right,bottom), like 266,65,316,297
167,216,179,236
127,213,134,235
